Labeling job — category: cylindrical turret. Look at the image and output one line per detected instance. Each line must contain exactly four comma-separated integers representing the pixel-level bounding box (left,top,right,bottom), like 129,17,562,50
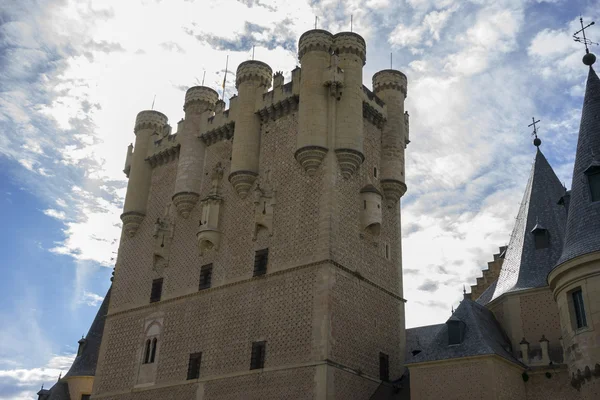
333,32,366,179
373,69,408,205
172,86,219,218
121,110,169,237
229,60,272,198
295,29,334,176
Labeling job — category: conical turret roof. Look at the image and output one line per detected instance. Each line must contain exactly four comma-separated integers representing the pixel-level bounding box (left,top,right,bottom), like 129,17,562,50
480,149,566,303
555,66,600,266
64,286,111,378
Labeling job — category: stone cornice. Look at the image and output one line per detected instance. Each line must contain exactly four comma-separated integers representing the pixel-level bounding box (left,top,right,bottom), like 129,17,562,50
199,121,234,146
146,144,179,168
363,100,385,129
257,95,299,122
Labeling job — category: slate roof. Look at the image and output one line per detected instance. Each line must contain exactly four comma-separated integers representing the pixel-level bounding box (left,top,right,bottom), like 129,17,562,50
45,380,70,400
404,299,520,366
64,286,111,378
555,66,600,266
480,149,566,304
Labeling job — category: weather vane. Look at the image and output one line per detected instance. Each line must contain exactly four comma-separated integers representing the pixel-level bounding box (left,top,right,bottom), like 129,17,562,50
573,16,598,65
529,117,541,147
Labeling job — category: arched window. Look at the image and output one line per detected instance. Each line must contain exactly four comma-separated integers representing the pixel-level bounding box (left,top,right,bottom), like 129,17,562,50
143,339,151,364
150,338,158,363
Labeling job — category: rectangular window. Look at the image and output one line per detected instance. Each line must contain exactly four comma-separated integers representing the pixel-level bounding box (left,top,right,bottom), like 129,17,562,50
379,352,390,382
81,396,91,400
199,264,213,290
589,170,600,202
533,231,550,249
573,289,588,329
187,352,202,380
150,278,163,303
250,341,266,370
254,249,268,276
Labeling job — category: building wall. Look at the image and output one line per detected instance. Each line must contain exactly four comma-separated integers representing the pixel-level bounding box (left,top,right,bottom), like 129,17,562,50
524,369,580,400
410,357,525,400
94,86,404,399
488,288,563,363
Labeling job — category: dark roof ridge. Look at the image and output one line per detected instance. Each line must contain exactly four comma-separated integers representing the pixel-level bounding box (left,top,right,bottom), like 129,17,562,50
554,66,600,266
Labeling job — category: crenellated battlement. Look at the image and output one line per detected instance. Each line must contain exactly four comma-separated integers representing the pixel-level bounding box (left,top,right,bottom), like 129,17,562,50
333,32,366,65
235,60,273,88
373,69,407,98
184,86,219,113
298,29,333,59
134,110,169,134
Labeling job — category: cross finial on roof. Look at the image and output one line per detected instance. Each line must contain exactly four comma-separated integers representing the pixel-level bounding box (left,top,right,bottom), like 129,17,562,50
529,117,541,147
573,16,597,65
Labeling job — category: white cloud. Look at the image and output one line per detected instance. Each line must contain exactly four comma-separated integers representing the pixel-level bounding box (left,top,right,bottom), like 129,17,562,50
43,209,67,220
80,291,104,307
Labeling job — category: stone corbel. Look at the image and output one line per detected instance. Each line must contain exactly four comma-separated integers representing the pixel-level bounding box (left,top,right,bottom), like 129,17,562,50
252,179,276,240
152,203,175,272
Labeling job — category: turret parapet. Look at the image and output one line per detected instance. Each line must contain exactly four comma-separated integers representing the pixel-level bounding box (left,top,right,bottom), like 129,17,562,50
333,32,366,65
298,29,334,59
214,99,226,114
373,69,407,98
134,110,169,134
235,60,273,89
183,86,219,113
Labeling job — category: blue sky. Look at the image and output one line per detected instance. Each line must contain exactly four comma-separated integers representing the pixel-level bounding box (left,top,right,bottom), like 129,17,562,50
0,0,597,398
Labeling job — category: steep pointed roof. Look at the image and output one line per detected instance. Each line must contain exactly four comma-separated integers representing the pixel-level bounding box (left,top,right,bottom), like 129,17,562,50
479,149,567,303
64,286,111,378
404,300,519,365
555,66,600,266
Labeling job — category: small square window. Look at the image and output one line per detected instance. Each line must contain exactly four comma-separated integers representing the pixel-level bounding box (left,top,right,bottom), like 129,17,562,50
254,249,268,276
572,289,587,329
150,278,163,303
81,395,91,400
533,231,549,249
199,264,213,290
187,352,202,380
250,341,266,370
379,352,389,381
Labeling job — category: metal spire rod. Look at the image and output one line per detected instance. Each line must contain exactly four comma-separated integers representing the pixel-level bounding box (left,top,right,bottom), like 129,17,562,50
252,45,255,60
315,16,318,29
222,55,229,100
351,15,353,32
390,53,392,69
574,16,597,54
201,70,206,86
528,117,541,139
151,95,156,110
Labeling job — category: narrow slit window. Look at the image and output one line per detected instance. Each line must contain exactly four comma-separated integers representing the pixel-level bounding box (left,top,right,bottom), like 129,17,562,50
374,167,378,178
187,352,202,380
250,341,266,370
379,352,390,381
150,338,158,363
572,289,588,329
143,339,151,364
364,200,367,210
199,264,213,290
254,249,268,276
385,244,390,260
150,278,163,303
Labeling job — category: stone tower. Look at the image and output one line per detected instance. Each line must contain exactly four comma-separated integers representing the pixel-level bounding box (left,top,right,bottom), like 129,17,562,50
93,29,409,400
548,58,600,399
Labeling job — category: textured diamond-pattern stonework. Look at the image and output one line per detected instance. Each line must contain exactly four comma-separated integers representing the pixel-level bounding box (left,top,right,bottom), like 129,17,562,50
95,83,405,399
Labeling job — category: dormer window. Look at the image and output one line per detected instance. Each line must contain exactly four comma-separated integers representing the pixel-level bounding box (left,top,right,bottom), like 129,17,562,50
531,224,549,250
447,316,466,345
585,164,600,202
77,338,86,357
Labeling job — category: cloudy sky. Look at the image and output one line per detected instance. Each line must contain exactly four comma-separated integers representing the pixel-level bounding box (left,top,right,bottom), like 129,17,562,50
0,0,596,397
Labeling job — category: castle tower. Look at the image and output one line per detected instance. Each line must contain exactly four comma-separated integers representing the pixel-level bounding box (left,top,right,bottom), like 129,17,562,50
548,57,600,398
121,110,170,237
229,60,273,198
172,86,219,217
373,70,408,205
93,29,409,400
333,32,366,178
